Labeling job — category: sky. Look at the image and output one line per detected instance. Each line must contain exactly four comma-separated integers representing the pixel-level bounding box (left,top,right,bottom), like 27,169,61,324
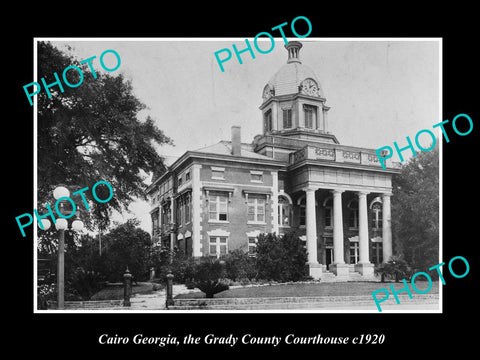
45,38,441,233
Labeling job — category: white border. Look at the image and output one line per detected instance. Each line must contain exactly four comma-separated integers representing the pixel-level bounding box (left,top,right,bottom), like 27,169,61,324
33,37,442,314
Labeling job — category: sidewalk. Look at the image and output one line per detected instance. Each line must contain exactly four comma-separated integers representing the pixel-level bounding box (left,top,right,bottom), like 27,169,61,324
129,284,198,310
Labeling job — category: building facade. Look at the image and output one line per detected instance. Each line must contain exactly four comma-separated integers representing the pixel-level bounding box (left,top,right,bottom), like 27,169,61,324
146,41,400,280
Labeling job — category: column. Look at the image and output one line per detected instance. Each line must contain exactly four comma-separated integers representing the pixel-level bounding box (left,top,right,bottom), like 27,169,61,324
330,189,349,277
355,191,374,276
332,189,344,264
323,106,330,132
271,171,279,234
305,187,322,279
382,193,392,263
271,103,278,131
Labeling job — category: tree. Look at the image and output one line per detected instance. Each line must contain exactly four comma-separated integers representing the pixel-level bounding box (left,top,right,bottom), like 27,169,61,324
255,232,309,282
36,42,172,239
98,219,152,282
391,145,439,272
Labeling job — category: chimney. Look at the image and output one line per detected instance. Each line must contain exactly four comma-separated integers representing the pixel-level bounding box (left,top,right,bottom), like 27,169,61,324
231,125,241,156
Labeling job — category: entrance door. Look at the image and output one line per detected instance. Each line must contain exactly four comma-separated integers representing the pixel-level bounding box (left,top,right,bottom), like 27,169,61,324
325,247,334,270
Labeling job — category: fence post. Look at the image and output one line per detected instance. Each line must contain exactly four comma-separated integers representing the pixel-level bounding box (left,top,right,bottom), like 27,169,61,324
123,267,132,307
166,272,174,308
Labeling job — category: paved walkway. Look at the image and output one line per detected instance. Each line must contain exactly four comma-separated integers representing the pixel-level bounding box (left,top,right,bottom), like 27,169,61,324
129,284,197,310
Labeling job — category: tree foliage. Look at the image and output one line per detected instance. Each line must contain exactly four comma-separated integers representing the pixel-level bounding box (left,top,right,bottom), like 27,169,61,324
99,219,153,282
392,145,439,271
37,42,172,234
255,232,309,282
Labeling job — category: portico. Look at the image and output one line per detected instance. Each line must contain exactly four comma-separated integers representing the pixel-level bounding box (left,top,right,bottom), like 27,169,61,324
299,182,394,279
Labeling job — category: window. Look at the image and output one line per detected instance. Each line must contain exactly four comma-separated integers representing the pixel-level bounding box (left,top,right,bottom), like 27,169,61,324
304,105,317,129
372,202,383,229
151,210,159,234
209,236,228,257
324,198,333,228
250,171,263,183
178,175,183,187
184,193,191,224
247,196,265,223
264,109,272,132
348,199,359,229
372,242,383,264
211,167,225,180
349,242,359,264
278,196,291,227
299,198,306,226
162,203,171,227
209,194,228,221
248,238,257,257
185,171,191,181
283,108,292,129
176,197,183,226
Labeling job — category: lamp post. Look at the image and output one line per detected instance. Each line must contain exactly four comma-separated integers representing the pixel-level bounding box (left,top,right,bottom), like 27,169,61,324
38,186,84,310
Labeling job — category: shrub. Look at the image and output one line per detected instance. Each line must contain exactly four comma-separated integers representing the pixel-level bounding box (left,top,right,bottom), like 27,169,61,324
38,283,56,310
37,282,83,309
374,255,411,282
222,249,257,281
192,257,229,298
154,249,197,285
255,232,309,282
68,267,106,300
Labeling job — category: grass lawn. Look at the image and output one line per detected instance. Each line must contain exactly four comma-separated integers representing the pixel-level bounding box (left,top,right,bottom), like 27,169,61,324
90,282,160,301
175,281,439,299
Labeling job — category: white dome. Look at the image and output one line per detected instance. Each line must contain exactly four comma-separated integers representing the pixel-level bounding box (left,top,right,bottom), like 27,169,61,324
267,62,324,98
264,41,324,99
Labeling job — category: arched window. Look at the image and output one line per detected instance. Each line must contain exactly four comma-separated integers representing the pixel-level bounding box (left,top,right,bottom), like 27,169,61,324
278,195,292,227
371,202,383,229
348,199,359,229
324,197,333,228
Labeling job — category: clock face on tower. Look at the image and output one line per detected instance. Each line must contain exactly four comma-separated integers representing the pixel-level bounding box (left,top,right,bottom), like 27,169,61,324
300,78,319,97
262,85,273,101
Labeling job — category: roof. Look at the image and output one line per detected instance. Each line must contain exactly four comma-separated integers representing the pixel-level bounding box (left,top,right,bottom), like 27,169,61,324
194,141,274,160
265,42,325,99
268,62,324,98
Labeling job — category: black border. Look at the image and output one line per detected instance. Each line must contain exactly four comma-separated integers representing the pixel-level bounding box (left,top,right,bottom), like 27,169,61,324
8,5,478,356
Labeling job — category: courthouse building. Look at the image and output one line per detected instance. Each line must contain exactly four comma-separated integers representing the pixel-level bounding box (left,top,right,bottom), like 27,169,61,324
146,41,401,280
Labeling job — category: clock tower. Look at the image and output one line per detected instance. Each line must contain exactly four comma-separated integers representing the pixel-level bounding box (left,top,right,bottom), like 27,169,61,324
259,41,335,141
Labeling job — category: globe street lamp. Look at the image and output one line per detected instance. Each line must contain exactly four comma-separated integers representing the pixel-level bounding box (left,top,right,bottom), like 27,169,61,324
38,186,84,310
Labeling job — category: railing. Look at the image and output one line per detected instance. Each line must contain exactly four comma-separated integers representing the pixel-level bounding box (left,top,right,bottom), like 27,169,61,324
290,145,401,169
